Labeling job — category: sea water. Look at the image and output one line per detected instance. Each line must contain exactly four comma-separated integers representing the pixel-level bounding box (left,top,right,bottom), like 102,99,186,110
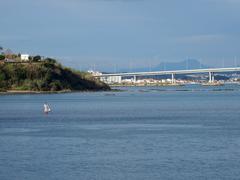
1,84,240,180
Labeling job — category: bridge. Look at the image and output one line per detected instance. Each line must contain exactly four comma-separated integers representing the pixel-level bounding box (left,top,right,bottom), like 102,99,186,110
93,67,240,84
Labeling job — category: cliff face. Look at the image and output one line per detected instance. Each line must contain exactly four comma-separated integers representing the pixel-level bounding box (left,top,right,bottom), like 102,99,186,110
0,61,110,92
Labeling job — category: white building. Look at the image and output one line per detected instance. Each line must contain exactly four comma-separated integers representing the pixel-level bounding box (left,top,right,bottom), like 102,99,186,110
101,76,122,84
87,70,122,84
21,54,29,61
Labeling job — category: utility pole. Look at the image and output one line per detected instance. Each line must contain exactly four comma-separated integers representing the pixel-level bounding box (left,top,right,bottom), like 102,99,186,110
149,62,152,72
234,56,237,67
163,61,166,71
114,64,117,73
129,62,132,72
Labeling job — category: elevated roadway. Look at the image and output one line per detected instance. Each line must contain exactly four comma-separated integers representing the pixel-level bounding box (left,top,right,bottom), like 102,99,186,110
94,67,240,77
94,67,240,84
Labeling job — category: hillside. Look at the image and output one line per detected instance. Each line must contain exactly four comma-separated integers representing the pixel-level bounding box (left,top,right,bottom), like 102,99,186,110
0,60,110,92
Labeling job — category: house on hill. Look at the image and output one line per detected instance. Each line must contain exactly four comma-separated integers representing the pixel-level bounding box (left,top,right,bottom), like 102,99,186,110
21,54,29,61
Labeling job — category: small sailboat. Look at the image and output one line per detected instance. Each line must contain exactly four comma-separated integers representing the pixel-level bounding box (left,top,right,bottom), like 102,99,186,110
44,103,51,114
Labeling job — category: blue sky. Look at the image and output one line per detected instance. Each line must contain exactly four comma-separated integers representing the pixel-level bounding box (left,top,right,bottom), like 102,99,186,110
1,0,240,71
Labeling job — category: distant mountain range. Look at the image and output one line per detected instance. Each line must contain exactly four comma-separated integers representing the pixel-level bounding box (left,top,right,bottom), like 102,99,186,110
120,59,210,73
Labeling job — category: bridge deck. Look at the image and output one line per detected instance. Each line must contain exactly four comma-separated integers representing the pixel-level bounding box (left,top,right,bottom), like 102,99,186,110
95,67,240,77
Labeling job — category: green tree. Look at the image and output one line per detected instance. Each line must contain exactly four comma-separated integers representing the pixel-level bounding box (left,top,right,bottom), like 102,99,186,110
0,46,4,56
45,58,56,64
33,55,41,62
0,54,5,61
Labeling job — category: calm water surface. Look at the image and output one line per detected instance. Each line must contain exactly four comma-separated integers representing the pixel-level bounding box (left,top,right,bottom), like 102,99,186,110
1,85,240,180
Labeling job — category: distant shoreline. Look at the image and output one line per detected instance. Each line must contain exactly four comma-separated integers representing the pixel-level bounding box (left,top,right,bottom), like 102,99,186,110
0,89,113,95
0,90,70,95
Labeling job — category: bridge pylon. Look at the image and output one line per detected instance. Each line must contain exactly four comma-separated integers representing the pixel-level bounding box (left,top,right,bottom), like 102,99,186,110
209,72,215,83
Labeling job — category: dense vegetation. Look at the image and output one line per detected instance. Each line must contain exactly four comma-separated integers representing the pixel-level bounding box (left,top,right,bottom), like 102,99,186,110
0,60,110,92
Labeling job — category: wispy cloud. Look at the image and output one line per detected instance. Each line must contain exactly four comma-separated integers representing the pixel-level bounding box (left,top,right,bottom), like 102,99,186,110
176,34,226,44
220,0,240,3
209,0,240,5
0,35,30,41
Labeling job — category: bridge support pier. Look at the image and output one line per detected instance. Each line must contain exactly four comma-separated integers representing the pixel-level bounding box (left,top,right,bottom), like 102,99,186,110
133,75,137,83
171,73,176,84
209,72,214,83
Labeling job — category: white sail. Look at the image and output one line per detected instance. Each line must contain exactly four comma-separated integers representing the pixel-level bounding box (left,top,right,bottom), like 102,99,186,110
44,104,51,113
